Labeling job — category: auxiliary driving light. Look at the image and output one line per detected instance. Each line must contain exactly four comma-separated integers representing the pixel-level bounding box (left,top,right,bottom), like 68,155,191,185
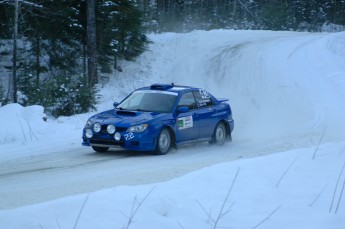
93,123,101,133
114,132,121,141
85,129,93,138
107,124,116,134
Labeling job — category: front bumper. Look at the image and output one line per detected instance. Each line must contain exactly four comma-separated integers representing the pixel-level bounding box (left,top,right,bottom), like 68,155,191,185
82,129,157,151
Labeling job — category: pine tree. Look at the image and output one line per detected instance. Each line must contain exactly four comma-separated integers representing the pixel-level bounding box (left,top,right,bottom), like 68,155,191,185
98,0,148,67
327,0,345,27
260,0,289,30
0,4,12,39
0,82,5,106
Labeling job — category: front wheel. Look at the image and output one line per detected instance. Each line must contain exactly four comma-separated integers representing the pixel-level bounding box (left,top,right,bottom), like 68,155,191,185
92,146,109,153
154,128,171,155
212,122,226,145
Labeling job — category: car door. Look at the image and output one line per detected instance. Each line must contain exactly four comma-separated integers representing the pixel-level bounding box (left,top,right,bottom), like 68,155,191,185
175,91,199,142
193,89,218,139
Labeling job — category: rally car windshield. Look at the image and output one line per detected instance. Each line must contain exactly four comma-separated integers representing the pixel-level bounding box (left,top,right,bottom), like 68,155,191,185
117,90,178,113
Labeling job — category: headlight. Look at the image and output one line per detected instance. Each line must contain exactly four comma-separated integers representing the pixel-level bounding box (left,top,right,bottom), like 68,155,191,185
107,125,116,134
127,124,148,132
85,129,93,138
93,123,101,133
85,120,92,128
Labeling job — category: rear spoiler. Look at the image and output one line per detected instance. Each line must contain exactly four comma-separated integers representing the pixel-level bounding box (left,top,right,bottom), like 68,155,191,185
217,98,229,103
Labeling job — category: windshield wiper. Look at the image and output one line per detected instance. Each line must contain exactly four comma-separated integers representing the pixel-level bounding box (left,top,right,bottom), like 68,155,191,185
136,109,149,112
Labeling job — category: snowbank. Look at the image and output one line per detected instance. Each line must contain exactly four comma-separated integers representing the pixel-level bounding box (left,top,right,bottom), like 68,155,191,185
0,104,46,145
0,103,90,160
0,142,344,229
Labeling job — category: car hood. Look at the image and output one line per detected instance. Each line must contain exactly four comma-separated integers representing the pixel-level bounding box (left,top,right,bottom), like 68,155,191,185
90,109,166,127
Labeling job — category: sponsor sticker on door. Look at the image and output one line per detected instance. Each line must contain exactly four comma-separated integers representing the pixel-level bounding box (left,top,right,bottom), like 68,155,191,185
177,115,193,130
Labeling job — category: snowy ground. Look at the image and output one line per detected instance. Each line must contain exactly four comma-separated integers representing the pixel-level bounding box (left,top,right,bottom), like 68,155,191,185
1,30,345,228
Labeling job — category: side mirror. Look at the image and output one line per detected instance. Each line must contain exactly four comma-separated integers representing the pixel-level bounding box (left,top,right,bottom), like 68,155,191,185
178,106,189,113
113,102,119,108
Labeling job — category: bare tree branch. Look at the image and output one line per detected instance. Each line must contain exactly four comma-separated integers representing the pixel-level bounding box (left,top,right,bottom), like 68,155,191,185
330,161,345,213
73,194,90,229
276,157,298,188
20,0,43,8
213,167,240,229
0,0,42,8
123,187,155,229
335,173,345,214
312,126,327,159
252,205,282,229
309,182,329,207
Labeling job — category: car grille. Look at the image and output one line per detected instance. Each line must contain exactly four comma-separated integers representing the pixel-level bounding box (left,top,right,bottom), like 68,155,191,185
100,125,127,134
90,139,123,146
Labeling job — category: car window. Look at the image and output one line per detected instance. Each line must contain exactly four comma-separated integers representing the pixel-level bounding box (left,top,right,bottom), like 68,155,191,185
118,90,177,113
193,89,214,108
140,93,176,112
119,92,144,109
178,92,197,110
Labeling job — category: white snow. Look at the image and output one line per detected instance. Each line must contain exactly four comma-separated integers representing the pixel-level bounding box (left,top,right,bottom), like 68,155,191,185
1,30,345,228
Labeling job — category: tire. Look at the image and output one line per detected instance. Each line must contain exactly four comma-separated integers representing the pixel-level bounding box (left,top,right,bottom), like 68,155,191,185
92,146,109,153
212,122,226,145
155,128,171,155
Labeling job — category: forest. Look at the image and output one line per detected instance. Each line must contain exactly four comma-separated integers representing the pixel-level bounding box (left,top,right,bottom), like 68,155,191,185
141,0,345,32
0,0,344,116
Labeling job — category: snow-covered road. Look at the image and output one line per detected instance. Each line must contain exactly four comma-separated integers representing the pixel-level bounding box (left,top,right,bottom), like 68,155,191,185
1,29,345,215
0,138,293,209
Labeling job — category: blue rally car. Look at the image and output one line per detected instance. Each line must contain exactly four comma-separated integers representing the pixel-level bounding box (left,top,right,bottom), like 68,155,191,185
82,84,234,155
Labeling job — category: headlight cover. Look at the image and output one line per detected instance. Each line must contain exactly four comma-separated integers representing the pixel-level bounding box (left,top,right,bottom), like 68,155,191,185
127,124,148,132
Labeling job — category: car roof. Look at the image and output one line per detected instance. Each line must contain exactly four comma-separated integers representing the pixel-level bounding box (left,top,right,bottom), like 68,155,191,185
138,83,198,94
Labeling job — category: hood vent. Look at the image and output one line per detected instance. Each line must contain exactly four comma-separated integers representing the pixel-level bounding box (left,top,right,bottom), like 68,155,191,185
150,83,173,90
116,110,137,116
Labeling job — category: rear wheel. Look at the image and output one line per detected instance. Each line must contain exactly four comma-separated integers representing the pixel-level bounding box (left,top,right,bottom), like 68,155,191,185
92,146,109,153
155,128,171,155
212,122,226,145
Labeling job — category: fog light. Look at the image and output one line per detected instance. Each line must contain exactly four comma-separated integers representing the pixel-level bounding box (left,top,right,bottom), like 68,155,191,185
85,129,93,138
107,124,116,134
114,132,121,141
